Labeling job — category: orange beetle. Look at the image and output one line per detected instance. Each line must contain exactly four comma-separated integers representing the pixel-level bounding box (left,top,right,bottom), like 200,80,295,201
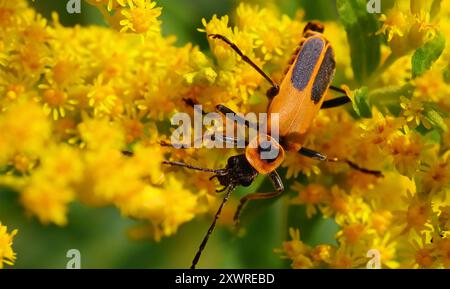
163,21,382,269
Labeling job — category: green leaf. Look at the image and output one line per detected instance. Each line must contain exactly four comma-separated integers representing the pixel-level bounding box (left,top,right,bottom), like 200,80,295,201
351,86,372,118
381,0,396,14
430,0,442,20
337,0,381,84
412,33,446,78
425,129,442,144
444,67,450,84
424,108,448,132
287,205,339,247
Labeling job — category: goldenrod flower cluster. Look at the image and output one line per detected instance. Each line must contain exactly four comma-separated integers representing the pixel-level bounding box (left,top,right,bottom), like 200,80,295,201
0,223,17,268
0,0,449,268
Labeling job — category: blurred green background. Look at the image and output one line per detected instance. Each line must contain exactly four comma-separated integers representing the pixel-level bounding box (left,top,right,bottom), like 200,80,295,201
0,0,341,269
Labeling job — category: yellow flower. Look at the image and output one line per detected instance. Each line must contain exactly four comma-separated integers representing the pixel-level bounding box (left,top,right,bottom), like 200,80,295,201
184,51,217,85
291,254,314,269
420,153,450,195
0,69,39,112
44,56,86,89
389,133,424,176
0,222,17,269
9,41,50,80
36,144,84,186
376,7,410,42
291,183,327,218
0,0,30,28
87,74,118,117
0,100,51,165
77,118,125,151
282,152,320,178
21,178,75,226
395,191,432,233
337,222,367,246
119,0,161,36
435,237,450,268
235,4,300,62
345,170,378,196
320,185,351,218
274,228,311,268
118,177,199,241
366,172,414,211
131,143,164,184
76,149,128,206
360,109,403,148
377,1,438,56
413,69,450,105
408,10,437,49
37,85,78,120
10,153,37,174
438,206,450,231
87,0,131,12
310,244,332,264
370,210,393,235
401,232,437,268
369,233,399,268
400,96,431,130
328,243,359,269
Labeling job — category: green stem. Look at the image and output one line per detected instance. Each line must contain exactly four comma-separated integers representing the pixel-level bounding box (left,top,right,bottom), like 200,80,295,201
367,52,399,87
368,83,414,109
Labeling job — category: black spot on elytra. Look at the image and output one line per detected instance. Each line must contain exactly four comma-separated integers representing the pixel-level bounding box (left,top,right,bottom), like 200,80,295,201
311,47,335,103
291,37,324,91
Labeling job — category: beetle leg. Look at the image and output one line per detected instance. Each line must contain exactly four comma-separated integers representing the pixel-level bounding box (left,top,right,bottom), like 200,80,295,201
329,85,347,94
298,147,383,177
162,160,224,173
233,170,284,226
215,104,258,129
160,133,243,148
179,99,249,146
211,133,244,146
182,97,207,115
321,85,351,109
183,98,257,131
208,34,279,98
321,96,351,109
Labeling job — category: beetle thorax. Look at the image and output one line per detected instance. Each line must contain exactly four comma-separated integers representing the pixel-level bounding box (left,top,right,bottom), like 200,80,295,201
245,134,285,174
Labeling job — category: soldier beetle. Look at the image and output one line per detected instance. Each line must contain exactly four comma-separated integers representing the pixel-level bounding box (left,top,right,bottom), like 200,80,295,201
162,21,382,269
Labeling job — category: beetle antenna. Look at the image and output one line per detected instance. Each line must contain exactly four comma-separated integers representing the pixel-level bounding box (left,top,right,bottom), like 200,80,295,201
162,161,223,173
344,160,383,177
121,150,134,157
191,185,235,269
298,147,383,177
326,158,383,177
